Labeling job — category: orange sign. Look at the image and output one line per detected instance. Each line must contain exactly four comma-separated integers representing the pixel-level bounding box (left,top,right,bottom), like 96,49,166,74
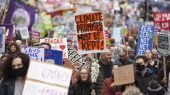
75,12,106,54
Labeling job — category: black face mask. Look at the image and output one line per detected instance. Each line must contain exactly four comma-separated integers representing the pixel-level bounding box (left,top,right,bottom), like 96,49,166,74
12,67,27,77
136,64,145,71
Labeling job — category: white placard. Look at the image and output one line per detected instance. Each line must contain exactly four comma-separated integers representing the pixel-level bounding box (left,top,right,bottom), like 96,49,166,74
20,27,30,39
21,47,44,61
40,38,68,58
22,80,68,95
27,61,72,87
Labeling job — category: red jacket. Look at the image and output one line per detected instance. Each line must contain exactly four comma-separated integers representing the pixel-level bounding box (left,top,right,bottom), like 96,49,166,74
101,77,122,95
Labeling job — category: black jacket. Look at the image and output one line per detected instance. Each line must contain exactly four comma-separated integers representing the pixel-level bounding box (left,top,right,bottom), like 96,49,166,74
0,79,15,95
72,81,92,95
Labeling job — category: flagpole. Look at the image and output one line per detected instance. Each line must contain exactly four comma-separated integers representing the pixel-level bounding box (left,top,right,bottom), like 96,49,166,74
1,0,10,24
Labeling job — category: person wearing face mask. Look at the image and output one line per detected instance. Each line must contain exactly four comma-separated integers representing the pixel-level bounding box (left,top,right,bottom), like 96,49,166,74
128,49,136,61
70,67,95,95
135,55,156,95
95,51,113,95
0,52,30,95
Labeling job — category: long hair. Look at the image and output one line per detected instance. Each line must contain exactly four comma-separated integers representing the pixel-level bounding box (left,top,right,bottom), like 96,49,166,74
3,52,30,80
76,67,91,83
7,43,20,54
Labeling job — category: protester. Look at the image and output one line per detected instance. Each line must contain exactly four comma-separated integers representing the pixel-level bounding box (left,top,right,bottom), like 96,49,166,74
7,43,20,55
128,49,136,61
0,53,30,95
0,53,8,83
158,55,170,89
122,86,143,95
145,50,159,75
135,55,156,94
101,64,124,95
96,51,113,95
40,42,51,49
146,80,166,95
114,49,135,66
71,67,95,95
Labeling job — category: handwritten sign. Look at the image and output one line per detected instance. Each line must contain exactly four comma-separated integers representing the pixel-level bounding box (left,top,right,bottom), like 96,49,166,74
111,27,122,46
20,27,30,39
44,49,63,65
154,12,170,32
157,31,170,56
136,25,154,55
22,61,72,95
75,12,107,54
23,80,68,95
40,38,68,58
21,47,44,61
0,27,5,54
114,64,134,85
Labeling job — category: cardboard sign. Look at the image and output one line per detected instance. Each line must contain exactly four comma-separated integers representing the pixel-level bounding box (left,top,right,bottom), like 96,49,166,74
136,25,154,55
75,12,107,54
157,31,170,56
44,49,63,65
114,64,134,85
21,47,44,61
111,27,122,46
0,27,5,54
154,12,170,32
20,27,30,39
40,38,68,58
22,61,72,95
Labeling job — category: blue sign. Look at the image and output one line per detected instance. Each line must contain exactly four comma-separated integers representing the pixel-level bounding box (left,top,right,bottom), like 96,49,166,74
136,25,154,55
45,49,63,65
0,28,3,48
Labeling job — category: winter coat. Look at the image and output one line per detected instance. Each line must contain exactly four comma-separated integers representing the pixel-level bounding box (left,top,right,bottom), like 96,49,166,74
0,79,15,95
101,77,123,95
96,61,113,95
146,85,166,95
72,81,92,95
135,71,156,95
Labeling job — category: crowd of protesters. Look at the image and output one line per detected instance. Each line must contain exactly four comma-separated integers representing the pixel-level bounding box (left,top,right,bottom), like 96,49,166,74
0,0,170,95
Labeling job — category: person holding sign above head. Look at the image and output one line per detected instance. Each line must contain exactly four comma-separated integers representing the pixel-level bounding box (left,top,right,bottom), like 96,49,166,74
70,67,96,95
0,53,30,95
40,42,51,49
101,64,124,95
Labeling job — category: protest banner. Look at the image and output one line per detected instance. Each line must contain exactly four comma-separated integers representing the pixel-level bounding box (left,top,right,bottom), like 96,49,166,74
22,61,72,95
40,38,68,58
114,64,135,86
0,27,5,54
21,47,44,61
154,12,170,32
136,25,154,55
44,49,63,65
75,12,107,54
20,27,30,39
111,27,122,46
157,31,170,56
4,0,35,31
